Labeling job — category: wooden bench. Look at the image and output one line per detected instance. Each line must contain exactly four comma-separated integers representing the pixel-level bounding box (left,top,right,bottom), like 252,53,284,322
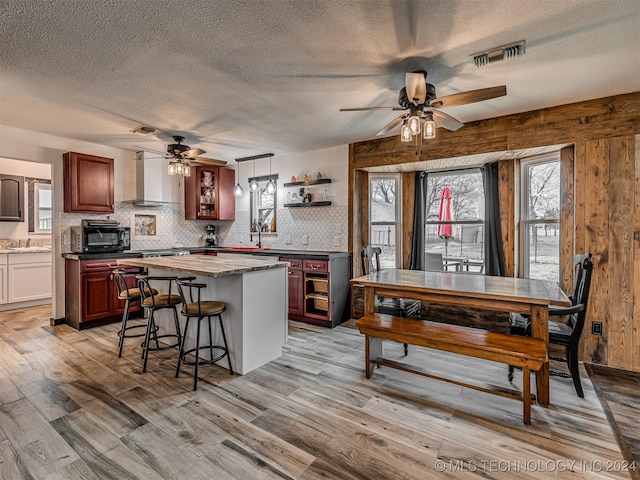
354,313,548,424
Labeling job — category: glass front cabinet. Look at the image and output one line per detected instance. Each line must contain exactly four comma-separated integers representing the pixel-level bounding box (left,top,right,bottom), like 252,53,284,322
184,166,236,220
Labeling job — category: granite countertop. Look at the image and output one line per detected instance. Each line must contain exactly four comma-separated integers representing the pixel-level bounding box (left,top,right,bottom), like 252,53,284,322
117,255,289,278
0,247,53,254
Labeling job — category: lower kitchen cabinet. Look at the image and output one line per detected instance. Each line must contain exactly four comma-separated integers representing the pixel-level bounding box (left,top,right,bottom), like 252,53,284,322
0,253,52,311
0,255,6,305
65,258,142,329
280,254,350,328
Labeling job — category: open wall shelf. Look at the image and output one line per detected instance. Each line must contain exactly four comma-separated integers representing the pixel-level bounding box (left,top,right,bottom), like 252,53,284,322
283,178,332,187
284,201,331,208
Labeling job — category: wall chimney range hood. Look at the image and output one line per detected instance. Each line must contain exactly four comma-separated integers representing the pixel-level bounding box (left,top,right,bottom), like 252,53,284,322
127,151,175,207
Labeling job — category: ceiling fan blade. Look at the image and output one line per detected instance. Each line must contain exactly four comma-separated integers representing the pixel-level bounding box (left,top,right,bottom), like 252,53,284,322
429,109,464,132
405,72,427,105
189,157,228,166
183,148,206,158
431,85,507,108
376,115,405,136
340,106,404,111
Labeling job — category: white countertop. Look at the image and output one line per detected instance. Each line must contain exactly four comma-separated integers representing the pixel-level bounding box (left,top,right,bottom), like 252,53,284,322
0,247,52,254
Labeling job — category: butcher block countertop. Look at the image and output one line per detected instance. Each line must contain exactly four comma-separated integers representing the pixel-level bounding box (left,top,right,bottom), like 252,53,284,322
117,255,288,278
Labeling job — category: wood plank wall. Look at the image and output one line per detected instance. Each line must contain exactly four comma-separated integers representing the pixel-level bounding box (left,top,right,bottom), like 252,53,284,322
348,92,640,373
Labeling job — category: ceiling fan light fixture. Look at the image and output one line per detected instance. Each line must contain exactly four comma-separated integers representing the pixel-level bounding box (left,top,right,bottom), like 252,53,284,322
182,162,191,177
167,162,176,176
408,115,421,135
423,113,436,139
400,121,413,142
175,162,184,175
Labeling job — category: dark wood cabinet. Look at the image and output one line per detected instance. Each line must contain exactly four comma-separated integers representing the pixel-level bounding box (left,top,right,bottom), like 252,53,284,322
0,174,24,222
184,166,235,220
279,254,351,328
63,152,114,213
281,257,303,316
65,258,141,329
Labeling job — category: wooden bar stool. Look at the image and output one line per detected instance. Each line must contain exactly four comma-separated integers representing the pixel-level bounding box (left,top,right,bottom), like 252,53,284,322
175,278,232,390
112,268,157,358
137,275,183,373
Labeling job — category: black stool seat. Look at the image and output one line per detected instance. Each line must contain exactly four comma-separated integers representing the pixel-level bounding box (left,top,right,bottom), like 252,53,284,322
175,278,233,390
113,268,158,358
137,275,183,373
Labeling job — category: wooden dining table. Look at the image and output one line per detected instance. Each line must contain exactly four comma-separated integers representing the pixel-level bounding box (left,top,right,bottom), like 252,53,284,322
351,269,571,405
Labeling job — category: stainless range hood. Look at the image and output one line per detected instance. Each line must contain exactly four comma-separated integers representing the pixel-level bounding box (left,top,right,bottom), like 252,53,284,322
127,151,176,207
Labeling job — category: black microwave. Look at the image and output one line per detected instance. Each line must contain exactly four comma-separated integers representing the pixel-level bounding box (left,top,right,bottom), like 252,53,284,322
70,219,130,253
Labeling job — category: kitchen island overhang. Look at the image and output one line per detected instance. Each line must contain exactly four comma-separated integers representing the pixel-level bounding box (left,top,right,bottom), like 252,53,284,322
118,255,289,375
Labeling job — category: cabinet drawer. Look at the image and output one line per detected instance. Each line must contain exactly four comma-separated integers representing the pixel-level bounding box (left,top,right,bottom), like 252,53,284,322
8,253,52,265
280,257,302,270
303,259,328,273
81,259,120,273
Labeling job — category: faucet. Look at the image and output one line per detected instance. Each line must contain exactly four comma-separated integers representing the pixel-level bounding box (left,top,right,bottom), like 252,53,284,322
256,224,262,248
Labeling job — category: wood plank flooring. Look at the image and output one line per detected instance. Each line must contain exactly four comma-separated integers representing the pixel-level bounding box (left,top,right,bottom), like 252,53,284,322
0,305,635,479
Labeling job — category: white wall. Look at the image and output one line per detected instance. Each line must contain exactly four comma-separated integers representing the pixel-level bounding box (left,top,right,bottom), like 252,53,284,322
0,158,52,239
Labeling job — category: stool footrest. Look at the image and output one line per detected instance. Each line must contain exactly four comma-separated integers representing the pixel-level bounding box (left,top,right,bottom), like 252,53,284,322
142,333,181,352
179,345,229,366
118,323,153,340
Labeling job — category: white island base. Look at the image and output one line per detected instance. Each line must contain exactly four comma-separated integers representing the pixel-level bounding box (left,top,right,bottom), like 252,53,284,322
119,256,288,375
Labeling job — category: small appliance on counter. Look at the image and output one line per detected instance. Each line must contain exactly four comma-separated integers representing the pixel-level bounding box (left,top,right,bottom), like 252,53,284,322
70,219,130,253
205,224,218,247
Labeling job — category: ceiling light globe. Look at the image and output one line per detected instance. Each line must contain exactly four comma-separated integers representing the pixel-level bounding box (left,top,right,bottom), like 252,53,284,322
175,162,184,175
423,118,436,139
400,123,413,142
265,179,276,194
233,183,244,197
408,115,421,135
167,163,176,175
183,164,191,177
249,179,259,191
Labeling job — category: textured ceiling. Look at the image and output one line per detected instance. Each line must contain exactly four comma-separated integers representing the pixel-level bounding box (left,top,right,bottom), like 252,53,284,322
0,0,638,162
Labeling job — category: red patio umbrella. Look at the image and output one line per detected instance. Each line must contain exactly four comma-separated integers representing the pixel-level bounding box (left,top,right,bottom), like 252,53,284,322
437,186,453,257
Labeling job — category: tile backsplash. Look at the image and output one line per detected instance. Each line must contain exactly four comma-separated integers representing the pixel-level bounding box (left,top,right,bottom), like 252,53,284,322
60,203,348,252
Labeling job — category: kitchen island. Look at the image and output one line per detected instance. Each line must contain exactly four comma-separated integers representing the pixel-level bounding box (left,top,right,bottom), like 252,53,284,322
118,255,289,375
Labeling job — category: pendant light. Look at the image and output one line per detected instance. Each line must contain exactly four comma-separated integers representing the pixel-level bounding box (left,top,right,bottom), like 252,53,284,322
249,159,259,191
265,154,276,194
400,119,413,142
233,161,244,197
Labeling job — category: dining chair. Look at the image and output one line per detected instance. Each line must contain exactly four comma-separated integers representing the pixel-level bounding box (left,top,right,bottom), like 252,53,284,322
508,253,593,397
361,245,420,355
425,252,445,271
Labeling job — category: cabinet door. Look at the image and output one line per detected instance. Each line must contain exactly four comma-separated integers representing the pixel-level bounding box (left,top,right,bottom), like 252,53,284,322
7,262,52,303
63,152,114,213
287,269,303,316
81,272,114,321
0,174,24,222
184,166,235,220
0,264,6,304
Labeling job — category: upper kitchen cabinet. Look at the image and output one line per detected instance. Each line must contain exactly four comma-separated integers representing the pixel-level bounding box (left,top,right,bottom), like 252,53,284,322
63,152,114,213
184,166,235,220
0,174,24,222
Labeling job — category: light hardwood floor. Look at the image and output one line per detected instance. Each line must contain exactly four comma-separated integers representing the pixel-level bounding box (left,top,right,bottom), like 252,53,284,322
0,305,634,479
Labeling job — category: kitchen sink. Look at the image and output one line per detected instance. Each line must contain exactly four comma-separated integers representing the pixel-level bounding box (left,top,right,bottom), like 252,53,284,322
219,247,271,251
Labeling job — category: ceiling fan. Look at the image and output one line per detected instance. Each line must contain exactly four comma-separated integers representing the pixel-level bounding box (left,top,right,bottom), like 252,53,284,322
136,135,227,166
340,71,506,138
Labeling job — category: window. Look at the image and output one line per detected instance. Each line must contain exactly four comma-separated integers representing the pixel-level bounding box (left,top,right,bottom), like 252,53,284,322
28,180,52,234
519,154,560,281
369,174,401,268
424,169,485,272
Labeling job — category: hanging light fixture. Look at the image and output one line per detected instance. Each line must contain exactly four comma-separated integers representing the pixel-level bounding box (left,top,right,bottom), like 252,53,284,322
423,112,436,139
248,156,258,191
233,162,244,197
400,119,413,142
407,114,421,135
167,159,191,177
265,154,276,194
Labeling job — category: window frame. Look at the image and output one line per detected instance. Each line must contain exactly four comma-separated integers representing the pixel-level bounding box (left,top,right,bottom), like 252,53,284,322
518,153,561,279
33,182,52,234
369,173,402,268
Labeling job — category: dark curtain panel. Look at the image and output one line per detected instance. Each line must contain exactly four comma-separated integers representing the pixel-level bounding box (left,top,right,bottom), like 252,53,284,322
409,172,428,270
482,163,507,276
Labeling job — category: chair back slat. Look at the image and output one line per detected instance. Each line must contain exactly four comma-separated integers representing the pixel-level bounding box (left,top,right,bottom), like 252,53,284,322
567,253,593,341
361,246,382,274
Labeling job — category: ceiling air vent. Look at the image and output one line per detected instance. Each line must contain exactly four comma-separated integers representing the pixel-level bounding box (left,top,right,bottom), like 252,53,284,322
471,40,526,67
131,125,157,135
